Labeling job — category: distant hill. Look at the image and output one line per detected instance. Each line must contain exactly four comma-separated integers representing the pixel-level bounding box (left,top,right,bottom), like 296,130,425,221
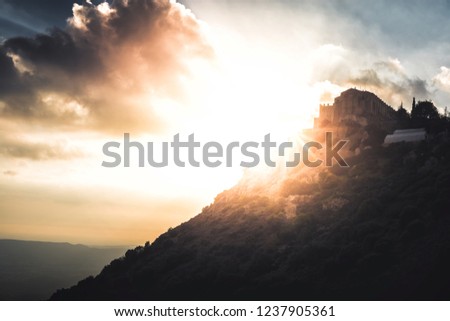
0,240,127,300
51,136,450,300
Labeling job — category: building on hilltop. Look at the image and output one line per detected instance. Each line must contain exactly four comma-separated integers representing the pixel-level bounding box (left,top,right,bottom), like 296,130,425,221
314,88,397,129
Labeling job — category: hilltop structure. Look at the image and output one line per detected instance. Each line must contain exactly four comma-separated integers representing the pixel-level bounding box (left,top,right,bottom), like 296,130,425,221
314,88,397,129
304,88,400,153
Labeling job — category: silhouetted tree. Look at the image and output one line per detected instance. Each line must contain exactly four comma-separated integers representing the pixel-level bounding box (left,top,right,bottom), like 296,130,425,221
396,105,409,121
411,100,440,120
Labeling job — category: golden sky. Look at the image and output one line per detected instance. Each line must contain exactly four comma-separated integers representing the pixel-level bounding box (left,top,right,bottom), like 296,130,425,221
1,0,450,245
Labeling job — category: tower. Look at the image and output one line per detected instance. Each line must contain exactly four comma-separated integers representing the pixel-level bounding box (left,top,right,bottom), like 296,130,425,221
412,97,416,111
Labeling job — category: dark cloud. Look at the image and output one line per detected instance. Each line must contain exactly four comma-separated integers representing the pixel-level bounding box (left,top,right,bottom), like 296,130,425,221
0,0,213,133
350,69,383,88
0,48,38,117
4,29,100,75
407,78,430,98
311,46,433,108
348,58,432,107
0,47,21,89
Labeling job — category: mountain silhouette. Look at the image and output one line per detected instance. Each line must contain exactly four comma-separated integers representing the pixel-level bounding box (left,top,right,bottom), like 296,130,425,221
0,239,126,300
51,89,450,300
51,136,450,300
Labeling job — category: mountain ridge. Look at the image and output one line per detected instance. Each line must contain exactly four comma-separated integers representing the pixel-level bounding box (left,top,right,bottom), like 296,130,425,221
0,239,127,300
51,136,450,300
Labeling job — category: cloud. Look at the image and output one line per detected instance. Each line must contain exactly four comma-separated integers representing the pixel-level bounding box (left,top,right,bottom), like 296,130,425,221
0,135,83,160
0,0,213,133
309,46,427,103
433,66,450,92
309,44,350,84
3,170,17,176
310,45,432,108
344,57,432,108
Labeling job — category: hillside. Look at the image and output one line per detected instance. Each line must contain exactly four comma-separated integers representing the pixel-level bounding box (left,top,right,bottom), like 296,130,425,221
0,240,127,300
51,136,450,300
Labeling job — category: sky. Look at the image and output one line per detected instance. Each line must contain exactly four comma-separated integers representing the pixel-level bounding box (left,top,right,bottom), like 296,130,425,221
1,0,450,246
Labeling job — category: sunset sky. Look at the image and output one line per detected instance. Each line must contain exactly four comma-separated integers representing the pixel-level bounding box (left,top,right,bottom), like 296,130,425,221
1,0,450,246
